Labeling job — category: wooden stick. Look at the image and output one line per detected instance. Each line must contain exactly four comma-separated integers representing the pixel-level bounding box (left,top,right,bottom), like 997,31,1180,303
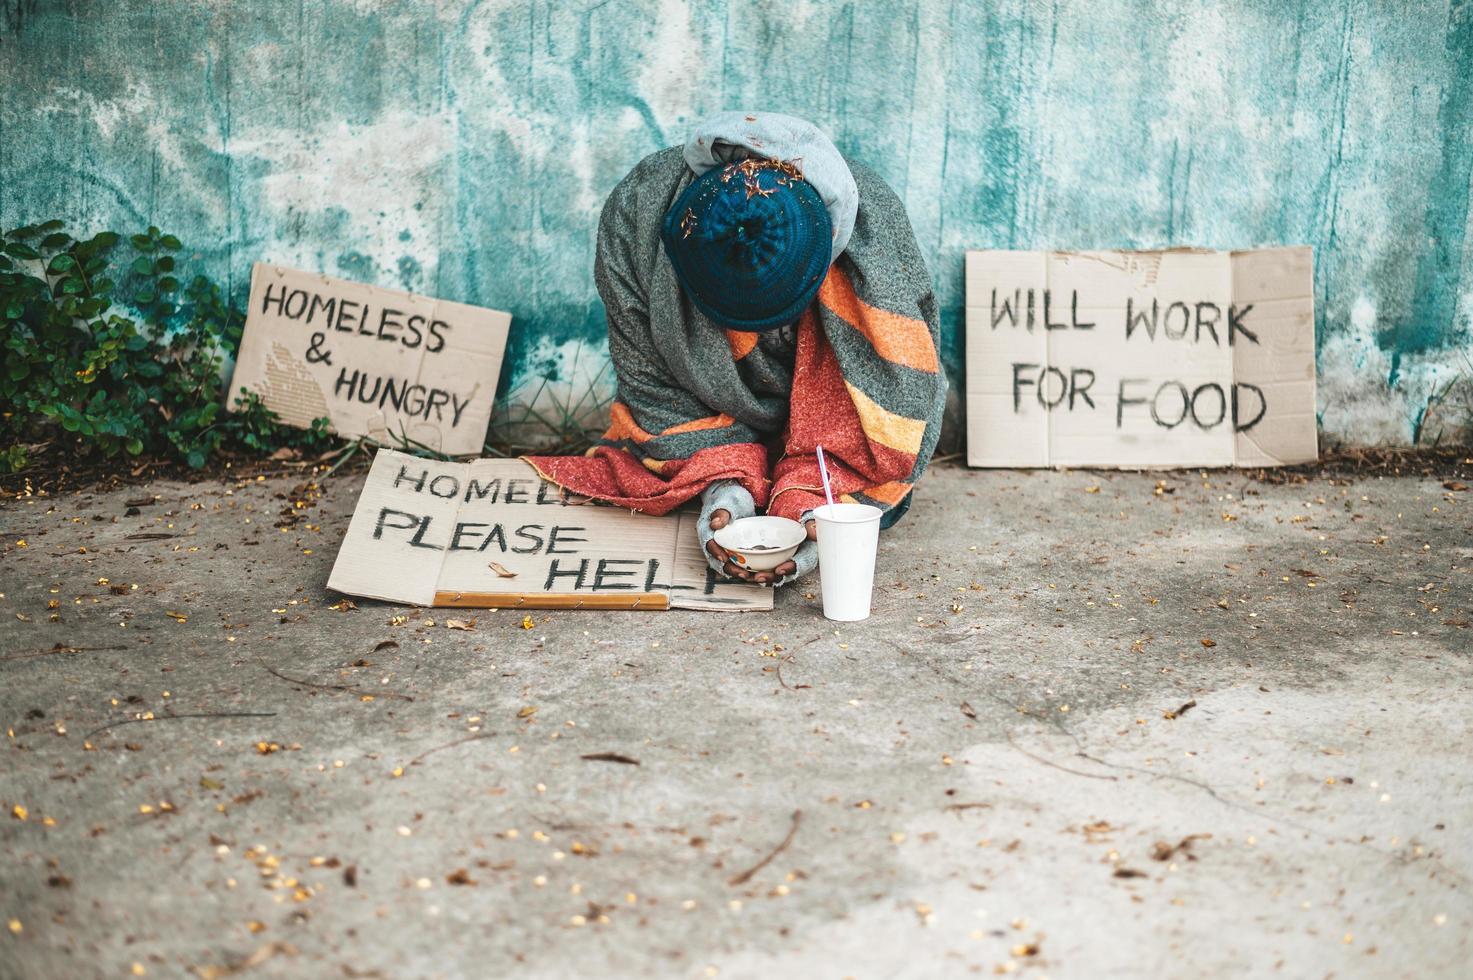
407,732,496,768
432,591,669,611
727,810,802,886
259,662,413,701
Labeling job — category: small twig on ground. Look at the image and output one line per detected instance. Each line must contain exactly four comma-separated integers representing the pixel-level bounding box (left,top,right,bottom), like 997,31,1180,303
1,643,128,664
1005,730,1118,782
81,711,277,743
580,752,640,765
728,809,803,886
773,656,810,691
261,663,355,693
259,662,413,701
407,733,496,768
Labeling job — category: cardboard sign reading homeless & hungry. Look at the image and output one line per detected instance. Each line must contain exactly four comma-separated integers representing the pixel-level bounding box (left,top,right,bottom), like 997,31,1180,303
227,264,511,455
966,247,1317,468
327,450,773,611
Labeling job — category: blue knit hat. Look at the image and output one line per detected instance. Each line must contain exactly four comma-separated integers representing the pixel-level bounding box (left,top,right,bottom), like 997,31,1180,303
661,159,833,333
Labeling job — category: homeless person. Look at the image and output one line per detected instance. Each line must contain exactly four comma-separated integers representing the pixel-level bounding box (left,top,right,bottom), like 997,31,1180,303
527,111,946,586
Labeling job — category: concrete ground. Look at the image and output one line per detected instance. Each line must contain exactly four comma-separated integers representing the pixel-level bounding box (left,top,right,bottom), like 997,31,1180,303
1,459,1470,979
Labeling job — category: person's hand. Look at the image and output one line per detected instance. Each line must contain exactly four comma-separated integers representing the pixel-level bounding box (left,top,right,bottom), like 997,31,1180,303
706,514,817,585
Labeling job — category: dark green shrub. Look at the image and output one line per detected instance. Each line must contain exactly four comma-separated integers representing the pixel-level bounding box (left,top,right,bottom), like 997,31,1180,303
1,221,331,472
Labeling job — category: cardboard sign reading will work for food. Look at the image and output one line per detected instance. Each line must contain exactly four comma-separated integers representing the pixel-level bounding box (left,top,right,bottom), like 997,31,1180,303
327,450,773,612
227,264,511,455
966,247,1318,468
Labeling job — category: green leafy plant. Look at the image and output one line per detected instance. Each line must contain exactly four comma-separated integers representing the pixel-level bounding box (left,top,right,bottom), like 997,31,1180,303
1,221,333,472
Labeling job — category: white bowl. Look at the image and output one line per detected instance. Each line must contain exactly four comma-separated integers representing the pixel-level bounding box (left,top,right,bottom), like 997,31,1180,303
712,516,807,572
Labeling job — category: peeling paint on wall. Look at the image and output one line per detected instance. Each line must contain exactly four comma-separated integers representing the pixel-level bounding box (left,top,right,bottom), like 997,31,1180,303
2,0,1469,447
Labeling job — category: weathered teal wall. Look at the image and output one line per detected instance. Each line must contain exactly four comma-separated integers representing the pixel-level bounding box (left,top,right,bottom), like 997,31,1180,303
2,0,1470,446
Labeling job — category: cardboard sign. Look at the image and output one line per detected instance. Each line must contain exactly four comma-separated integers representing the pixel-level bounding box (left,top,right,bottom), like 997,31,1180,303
966,247,1317,468
228,264,511,455
327,450,774,612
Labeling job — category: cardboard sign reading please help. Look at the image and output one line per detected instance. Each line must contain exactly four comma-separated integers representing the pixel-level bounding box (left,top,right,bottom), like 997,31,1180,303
966,247,1317,468
327,450,773,612
227,264,511,455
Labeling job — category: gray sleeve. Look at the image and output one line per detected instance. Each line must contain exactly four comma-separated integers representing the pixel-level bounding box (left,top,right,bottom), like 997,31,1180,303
696,480,756,575
772,538,818,587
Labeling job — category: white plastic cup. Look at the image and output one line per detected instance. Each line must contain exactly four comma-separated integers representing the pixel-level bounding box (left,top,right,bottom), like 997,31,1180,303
812,503,883,622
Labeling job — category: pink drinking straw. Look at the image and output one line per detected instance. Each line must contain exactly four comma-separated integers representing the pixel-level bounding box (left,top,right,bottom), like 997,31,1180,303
815,445,836,511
